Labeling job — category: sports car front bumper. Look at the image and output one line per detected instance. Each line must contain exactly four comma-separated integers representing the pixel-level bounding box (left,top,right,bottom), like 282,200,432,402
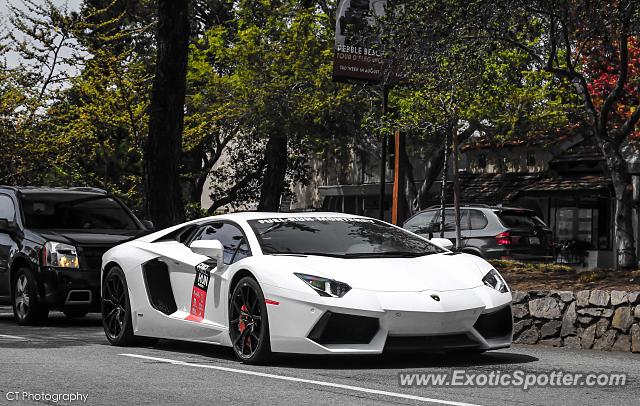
263,284,512,354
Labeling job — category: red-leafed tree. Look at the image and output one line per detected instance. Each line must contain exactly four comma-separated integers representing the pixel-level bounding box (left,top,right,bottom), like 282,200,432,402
474,0,640,269
584,36,640,140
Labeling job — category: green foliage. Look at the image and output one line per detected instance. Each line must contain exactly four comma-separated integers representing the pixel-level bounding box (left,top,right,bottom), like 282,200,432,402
490,259,574,274
1,0,594,218
0,0,152,212
379,1,578,146
185,0,374,211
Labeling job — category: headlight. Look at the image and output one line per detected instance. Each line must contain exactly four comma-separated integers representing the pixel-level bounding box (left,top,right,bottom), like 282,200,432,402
294,273,351,298
482,269,509,293
44,241,80,268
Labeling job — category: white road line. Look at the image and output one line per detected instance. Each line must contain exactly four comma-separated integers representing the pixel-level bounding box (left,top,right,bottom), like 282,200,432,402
0,334,28,340
121,353,481,406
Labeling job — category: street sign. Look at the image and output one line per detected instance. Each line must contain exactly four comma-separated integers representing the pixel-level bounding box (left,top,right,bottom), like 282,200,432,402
333,0,387,82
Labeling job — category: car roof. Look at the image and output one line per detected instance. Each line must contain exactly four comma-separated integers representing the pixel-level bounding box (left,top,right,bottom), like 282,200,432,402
213,211,359,221
420,205,534,212
137,211,366,243
0,186,107,195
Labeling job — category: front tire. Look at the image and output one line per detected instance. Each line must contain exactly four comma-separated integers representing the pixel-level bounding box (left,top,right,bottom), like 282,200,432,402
229,277,272,364
102,266,136,346
12,267,48,325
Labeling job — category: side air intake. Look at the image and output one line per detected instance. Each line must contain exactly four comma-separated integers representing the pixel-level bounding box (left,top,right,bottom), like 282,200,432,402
142,259,178,315
308,312,379,345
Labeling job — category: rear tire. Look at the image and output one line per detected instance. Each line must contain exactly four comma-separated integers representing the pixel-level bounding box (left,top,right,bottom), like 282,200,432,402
102,266,136,346
12,267,48,325
229,277,272,364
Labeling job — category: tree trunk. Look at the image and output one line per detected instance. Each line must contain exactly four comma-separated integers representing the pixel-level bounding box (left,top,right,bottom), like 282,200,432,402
144,0,189,228
415,145,445,212
451,124,462,250
411,122,480,213
597,138,637,269
439,130,451,238
401,144,418,217
258,131,288,211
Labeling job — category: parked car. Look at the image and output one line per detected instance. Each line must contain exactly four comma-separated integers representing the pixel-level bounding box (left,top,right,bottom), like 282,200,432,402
403,204,553,261
101,212,512,364
0,186,152,325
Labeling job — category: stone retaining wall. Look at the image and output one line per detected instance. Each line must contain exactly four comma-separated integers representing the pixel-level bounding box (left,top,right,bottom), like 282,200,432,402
512,290,640,352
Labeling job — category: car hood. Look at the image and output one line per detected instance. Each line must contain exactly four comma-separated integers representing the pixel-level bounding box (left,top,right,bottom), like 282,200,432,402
274,253,488,292
32,229,141,247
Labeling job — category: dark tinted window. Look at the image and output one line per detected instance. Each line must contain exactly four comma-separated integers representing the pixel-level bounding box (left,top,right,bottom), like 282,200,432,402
193,222,248,264
231,239,250,263
403,210,437,234
21,194,138,230
440,209,469,231
469,210,488,230
0,195,15,221
248,217,444,258
497,210,546,228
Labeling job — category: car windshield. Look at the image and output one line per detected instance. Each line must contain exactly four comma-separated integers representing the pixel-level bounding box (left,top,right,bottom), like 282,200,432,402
248,217,445,258
497,210,547,228
21,194,139,230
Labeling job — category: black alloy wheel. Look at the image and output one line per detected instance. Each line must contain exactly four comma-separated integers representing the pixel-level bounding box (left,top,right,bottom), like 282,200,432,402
12,267,48,325
102,266,135,346
229,277,272,364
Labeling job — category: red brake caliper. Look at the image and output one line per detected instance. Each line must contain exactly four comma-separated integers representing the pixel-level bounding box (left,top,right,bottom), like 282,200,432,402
238,304,248,333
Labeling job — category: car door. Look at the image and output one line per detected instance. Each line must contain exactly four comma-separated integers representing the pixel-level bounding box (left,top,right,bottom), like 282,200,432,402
187,222,251,329
463,209,490,252
432,209,470,247
0,194,17,300
135,221,252,343
403,210,438,236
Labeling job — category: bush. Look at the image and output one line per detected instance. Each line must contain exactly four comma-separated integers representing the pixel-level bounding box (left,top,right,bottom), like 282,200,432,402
489,260,574,273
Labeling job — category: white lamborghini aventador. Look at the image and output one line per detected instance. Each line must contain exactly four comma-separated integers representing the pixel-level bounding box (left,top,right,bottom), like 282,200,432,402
100,212,513,364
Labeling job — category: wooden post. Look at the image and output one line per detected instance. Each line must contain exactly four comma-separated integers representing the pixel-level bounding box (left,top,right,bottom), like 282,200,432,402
378,86,389,220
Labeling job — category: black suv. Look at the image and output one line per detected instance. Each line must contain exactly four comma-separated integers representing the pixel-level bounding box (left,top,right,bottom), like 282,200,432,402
0,186,151,325
403,204,553,261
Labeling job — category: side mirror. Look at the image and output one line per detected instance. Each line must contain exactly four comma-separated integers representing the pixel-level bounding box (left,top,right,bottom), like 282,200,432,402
140,220,155,230
430,237,454,251
190,239,224,266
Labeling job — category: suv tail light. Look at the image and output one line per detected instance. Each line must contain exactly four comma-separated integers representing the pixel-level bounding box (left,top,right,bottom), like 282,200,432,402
495,231,511,245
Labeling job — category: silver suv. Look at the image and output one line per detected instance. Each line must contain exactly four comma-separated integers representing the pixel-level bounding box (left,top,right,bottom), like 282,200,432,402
403,205,553,260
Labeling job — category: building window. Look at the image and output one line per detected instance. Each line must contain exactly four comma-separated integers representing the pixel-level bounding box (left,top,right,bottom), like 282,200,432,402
550,198,611,250
476,154,486,171
556,208,594,244
527,151,536,167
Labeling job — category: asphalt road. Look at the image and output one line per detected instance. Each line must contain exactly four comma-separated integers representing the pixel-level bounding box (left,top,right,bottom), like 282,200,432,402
0,306,638,406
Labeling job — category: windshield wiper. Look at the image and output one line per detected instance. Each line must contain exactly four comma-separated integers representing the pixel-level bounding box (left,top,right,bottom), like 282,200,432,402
342,251,431,258
266,252,346,258
266,251,434,259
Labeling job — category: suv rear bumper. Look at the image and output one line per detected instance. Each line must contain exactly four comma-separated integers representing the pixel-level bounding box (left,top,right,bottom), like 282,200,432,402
37,267,101,311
